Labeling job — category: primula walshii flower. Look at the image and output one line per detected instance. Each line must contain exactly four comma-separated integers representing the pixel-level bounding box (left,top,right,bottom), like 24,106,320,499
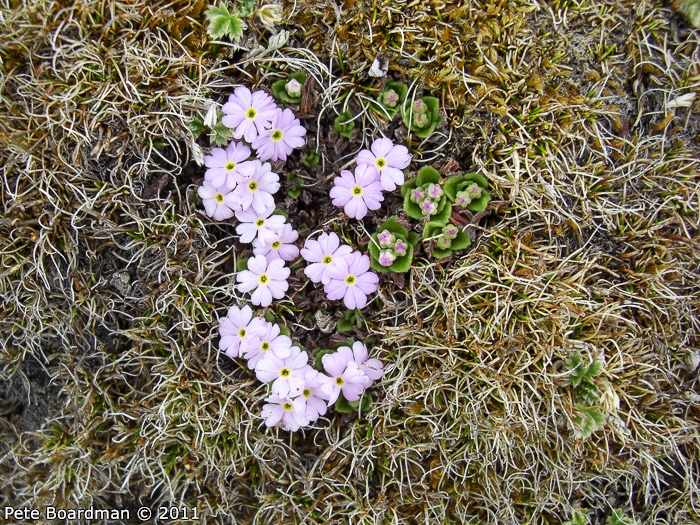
455,190,471,207
324,251,379,310
442,225,459,240
218,305,267,358
236,254,290,308
261,394,308,431
321,350,368,406
300,232,353,285
436,236,452,250
329,165,384,220
255,345,312,397
222,87,278,143
232,160,280,214
393,239,408,257
378,250,395,267
298,369,331,423
426,183,443,200
253,223,300,262
410,187,425,204
421,199,438,216
252,108,307,162
243,321,292,370
377,229,395,247
413,112,430,128
412,99,428,114
235,204,286,244
466,183,482,199
344,341,384,387
285,78,302,97
204,141,255,191
380,89,399,108
198,181,239,220
356,137,412,192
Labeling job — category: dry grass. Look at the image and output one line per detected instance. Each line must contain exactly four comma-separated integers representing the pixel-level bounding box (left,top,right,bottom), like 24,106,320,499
1,0,699,524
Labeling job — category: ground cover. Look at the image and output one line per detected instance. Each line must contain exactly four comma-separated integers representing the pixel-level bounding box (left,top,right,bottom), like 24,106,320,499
0,0,699,523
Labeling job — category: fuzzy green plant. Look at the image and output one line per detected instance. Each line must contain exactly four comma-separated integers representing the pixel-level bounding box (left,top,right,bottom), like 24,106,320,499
333,111,355,138
368,217,419,273
608,509,637,525
237,0,257,18
401,166,451,225
674,0,700,28
444,173,492,212
271,72,307,105
564,511,590,525
205,4,247,41
423,222,471,259
574,404,606,439
567,353,602,403
302,150,320,167
402,96,441,139
375,80,408,119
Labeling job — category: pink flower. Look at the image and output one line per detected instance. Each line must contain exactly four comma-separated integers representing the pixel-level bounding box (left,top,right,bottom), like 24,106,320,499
253,223,299,262
252,108,307,162
242,321,292,370
345,341,384,387
197,181,239,220
298,370,331,423
255,345,312,397
232,160,280,214
218,305,267,358
260,394,308,431
236,254,290,307
204,141,255,191
300,232,353,285
235,205,286,244
222,87,278,143
329,165,384,220
356,137,411,192
324,251,379,309
320,348,368,406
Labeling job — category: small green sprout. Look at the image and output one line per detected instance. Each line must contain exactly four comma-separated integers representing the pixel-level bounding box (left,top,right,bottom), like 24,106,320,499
444,173,492,212
674,0,700,28
563,510,590,525
574,404,606,439
271,72,307,105
608,509,637,525
368,216,419,273
302,150,320,167
566,353,602,404
402,96,441,139
333,111,355,138
285,172,303,199
401,166,451,225
205,4,247,42
337,308,363,332
423,222,471,259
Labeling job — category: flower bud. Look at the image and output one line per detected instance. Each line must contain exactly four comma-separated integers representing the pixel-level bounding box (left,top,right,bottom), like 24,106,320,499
377,229,395,247
393,240,408,256
412,112,430,128
410,187,425,204
381,89,399,108
436,236,452,250
426,183,443,200
421,199,438,215
455,190,472,207
442,225,459,240
466,183,482,200
378,250,395,267
285,78,302,97
412,99,428,114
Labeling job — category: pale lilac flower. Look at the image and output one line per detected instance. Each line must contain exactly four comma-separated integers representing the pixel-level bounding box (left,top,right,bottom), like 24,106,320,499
324,251,379,310
261,394,308,431
198,181,239,220
321,349,368,406
377,229,395,247
235,204,286,244
256,345,311,397
421,199,438,215
298,369,331,423
218,305,268,358
426,183,443,199
345,341,384,387
236,254,290,307
204,141,255,191
378,251,394,267
253,223,299,262
300,232,353,285
393,240,408,257
252,108,307,162
356,137,412,192
232,160,280,214
222,87,278,143
329,165,384,220
243,321,292,370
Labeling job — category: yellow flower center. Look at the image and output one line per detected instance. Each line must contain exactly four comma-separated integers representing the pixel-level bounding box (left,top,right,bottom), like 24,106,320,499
352,186,363,196
215,193,224,203
259,274,269,285
375,158,386,169
345,275,356,286
271,241,281,249
322,255,332,264
283,402,293,411
261,341,270,351
246,108,257,119
335,376,345,386
280,367,291,377
271,129,283,141
248,181,258,191
255,219,265,227
238,328,246,338
303,388,311,398
225,161,236,171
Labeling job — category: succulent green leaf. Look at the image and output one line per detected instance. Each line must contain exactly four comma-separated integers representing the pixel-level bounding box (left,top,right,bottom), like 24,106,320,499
444,173,491,201
449,231,471,251
563,510,590,525
467,192,491,212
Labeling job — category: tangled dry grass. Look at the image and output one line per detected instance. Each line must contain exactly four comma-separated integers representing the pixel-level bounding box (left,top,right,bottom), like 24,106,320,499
1,0,699,524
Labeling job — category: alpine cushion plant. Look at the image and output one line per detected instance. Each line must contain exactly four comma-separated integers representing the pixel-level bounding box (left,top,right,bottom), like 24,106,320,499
271,72,307,105
402,96,442,139
444,172,492,212
401,166,452,225
368,216,419,273
423,221,471,259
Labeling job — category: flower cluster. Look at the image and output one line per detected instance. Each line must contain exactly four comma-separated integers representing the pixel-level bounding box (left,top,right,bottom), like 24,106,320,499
402,166,451,225
330,137,412,219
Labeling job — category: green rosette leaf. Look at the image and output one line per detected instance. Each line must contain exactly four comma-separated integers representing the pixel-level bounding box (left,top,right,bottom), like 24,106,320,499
271,72,307,104
374,81,408,119
450,231,471,251
402,96,442,139
415,166,441,186
444,173,490,200
467,192,491,212
430,196,451,226
334,391,372,414
333,111,355,138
